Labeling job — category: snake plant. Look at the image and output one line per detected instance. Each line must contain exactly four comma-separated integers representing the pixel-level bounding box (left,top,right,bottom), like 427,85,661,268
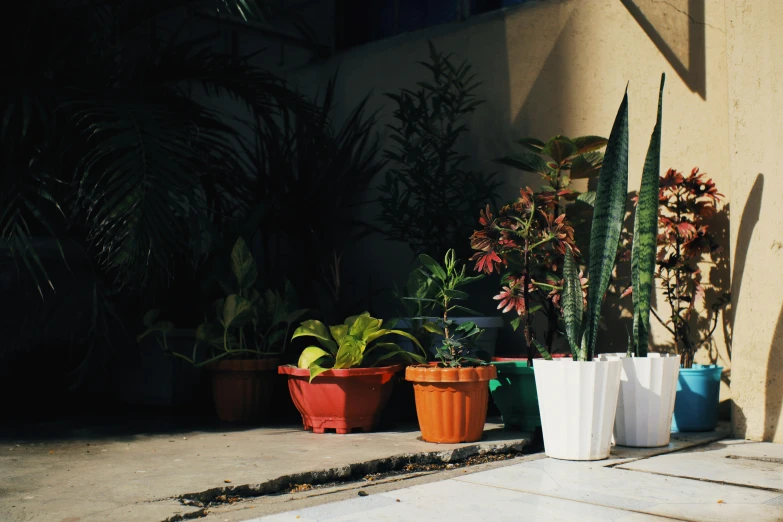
558,84,631,361
558,76,667,361
293,313,426,381
631,74,666,357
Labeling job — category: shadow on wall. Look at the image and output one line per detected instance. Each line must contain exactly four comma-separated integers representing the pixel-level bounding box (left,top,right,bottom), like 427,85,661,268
768,306,783,440
315,7,516,320
621,0,707,99
730,174,763,436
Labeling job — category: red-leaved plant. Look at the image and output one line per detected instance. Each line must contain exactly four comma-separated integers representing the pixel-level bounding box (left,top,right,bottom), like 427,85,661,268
470,188,585,360
624,167,726,368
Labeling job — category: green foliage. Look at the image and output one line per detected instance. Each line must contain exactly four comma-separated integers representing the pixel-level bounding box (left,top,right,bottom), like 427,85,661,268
491,134,605,355
292,312,426,381
138,237,307,366
246,75,385,317
580,88,630,360
377,41,501,260
631,74,665,357
562,246,584,359
407,249,486,367
496,134,607,194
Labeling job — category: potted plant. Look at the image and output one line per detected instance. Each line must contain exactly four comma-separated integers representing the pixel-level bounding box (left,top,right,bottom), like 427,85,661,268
140,237,306,422
279,313,425,433
404,250,497,443
471,134,605,430
602,75,682,448
532,82,654,461
470,188,583,431
650,166,726,432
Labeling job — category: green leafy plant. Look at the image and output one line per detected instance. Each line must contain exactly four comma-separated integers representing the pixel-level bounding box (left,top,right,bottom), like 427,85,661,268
470,189,582,360
629,75,666,358
470,135,604,357
292,313,425,381
496,134,607,202
624,166,726,367
246,76,385,318
559,86,634,361
407,249,486,367
139,237,307,366
377,42,501,260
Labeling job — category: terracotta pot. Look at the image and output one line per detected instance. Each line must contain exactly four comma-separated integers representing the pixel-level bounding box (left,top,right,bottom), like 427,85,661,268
278,365,403,434
405,365,497,443
209,358,278,422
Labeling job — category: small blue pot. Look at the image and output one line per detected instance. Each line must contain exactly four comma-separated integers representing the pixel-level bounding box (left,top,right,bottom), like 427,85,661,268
671,364,723,432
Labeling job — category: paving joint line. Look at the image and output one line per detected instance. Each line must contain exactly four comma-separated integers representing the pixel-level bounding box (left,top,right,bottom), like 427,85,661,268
614,466,783,494
454,477,689,521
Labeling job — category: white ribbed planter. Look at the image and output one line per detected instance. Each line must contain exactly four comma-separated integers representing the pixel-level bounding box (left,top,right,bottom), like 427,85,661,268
603,353,681,447
534,358,622,461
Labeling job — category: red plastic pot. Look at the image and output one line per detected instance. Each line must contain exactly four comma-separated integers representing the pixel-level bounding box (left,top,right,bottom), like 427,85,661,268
278,364,403,434
209,358,278,422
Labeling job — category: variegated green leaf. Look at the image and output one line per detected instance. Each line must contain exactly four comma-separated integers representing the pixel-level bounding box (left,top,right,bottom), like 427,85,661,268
563,246,584,359
298,346,332,370
632,73,665,358
334,336,365,369
583,87,629,359
531,339,554,361
292,320,338,353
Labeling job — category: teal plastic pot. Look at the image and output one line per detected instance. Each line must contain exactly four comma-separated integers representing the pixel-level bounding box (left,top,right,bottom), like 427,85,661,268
489,359,540,431
671,364,723,432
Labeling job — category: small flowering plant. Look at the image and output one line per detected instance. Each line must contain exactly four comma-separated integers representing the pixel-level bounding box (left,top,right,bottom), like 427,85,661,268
470,188,584,359
653,167,725,368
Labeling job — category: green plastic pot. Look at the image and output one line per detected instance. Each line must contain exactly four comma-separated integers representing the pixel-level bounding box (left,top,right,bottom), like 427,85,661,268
489,359,540,431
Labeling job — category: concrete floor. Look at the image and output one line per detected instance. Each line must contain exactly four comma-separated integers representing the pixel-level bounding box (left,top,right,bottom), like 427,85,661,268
2,419,768,522
0,419,529,522
252,429,783,522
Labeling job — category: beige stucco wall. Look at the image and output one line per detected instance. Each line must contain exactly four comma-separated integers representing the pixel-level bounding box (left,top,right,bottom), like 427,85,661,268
287,0,732,404
726,0,783,442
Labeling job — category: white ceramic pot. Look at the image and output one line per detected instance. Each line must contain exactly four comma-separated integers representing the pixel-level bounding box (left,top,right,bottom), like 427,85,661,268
602,353,681,447
534,357,622,460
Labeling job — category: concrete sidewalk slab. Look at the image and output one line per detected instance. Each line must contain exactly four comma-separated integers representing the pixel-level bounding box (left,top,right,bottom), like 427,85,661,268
0,420,529,522
618,439,783,491
255,450,783,522
259,479,671,522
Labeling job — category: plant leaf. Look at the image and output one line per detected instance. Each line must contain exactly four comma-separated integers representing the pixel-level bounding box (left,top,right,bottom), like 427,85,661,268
292,320,338,353
298,346,332,370
143,309,161,328
196,323,224,346
308,364,330,382
422,321,443,334
583,88,629,359
443,288,469,300
516,137,546,153
570,154,602,179
494,152,548,175
563,246,584,359
419,254,446,281
542,136,577,165
532,339,554,361
329,324,349,343
571,135,608,155
576,191,597,206
631,73,665,358
334,336,365,369
222,294,255,329
231,237,257,290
